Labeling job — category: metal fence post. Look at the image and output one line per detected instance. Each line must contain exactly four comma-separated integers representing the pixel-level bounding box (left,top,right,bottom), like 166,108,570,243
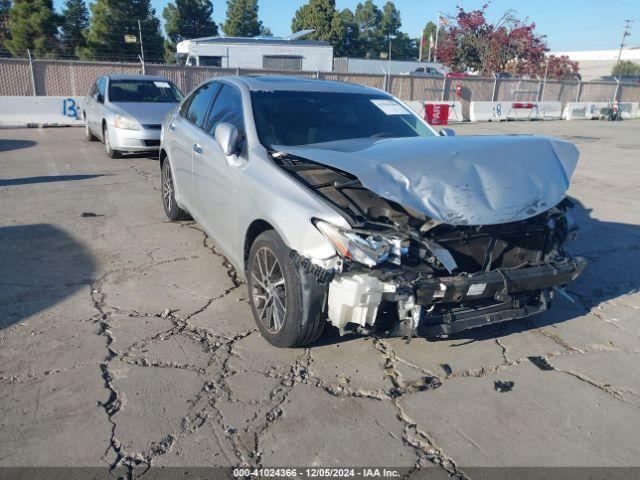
575,77,582,102
441,76,447,101
27,49,37,96
613,77,621,102
491,74,498,101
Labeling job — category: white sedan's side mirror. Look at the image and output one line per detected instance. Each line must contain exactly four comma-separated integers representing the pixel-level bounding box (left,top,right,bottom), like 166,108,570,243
214,122,241,156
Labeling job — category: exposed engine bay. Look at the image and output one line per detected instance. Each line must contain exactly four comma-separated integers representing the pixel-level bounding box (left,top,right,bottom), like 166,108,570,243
273,150,586,338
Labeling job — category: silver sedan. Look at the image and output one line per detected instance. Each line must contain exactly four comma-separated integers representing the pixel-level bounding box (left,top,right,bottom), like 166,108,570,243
160,76,585,348
84,74,182,158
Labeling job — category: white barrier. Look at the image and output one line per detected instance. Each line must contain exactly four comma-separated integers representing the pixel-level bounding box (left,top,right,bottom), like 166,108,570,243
0,96,84,127
470,101,562,122
618,102,640,119
405,100,463,123
562,102,640,120
562,102,608,120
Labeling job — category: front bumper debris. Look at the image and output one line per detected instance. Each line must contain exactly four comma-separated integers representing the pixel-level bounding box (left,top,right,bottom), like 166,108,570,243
326,256,587,337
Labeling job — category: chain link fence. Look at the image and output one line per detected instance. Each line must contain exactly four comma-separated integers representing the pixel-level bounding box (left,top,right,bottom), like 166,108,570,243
2,58,639,120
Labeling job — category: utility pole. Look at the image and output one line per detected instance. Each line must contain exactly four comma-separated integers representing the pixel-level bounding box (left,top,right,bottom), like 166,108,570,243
615,19,633,68
138,19,146,74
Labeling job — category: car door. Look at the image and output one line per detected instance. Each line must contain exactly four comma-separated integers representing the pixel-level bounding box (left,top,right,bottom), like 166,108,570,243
167,82,220,215
192,83,246,257
92,77,107,137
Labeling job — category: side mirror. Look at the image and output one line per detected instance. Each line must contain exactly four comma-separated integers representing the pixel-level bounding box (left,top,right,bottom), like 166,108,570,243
96,94,104,104
214,122,241,156
439,128,456,137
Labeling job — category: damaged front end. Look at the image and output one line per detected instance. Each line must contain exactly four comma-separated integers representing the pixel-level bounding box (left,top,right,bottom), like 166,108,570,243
272,147,586,339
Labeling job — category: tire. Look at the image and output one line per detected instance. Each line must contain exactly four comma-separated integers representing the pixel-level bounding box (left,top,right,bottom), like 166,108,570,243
247,230,326,348
161,159,191,221
84,117,97,141
103,125,122,159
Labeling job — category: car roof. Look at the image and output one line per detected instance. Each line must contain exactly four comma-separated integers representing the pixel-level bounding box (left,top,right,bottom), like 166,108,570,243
227,76,387,95
106,74,171,82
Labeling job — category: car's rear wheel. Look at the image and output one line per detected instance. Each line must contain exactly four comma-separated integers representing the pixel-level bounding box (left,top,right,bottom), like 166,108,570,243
84,117,96,141
247,230,326,347
161,159,190,221
103,125,122,159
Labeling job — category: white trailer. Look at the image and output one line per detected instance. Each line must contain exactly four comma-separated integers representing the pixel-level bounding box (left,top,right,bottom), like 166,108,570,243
176,36,334,72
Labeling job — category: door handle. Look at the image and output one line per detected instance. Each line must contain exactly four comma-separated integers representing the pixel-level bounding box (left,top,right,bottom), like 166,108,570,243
168,122,176,132
192,144,203,155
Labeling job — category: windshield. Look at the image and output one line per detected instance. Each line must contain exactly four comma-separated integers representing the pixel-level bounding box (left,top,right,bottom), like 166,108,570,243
108,80,182,103
251,91,434,147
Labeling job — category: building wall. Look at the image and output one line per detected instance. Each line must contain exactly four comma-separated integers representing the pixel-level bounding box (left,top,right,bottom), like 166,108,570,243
183,43,334,72
550,49,640,81
334,57,445,75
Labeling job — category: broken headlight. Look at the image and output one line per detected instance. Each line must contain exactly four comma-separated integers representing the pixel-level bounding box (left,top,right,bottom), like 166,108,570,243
314,220,390,267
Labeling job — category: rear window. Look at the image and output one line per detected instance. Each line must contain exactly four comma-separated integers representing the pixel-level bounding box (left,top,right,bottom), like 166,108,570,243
108,80,182,103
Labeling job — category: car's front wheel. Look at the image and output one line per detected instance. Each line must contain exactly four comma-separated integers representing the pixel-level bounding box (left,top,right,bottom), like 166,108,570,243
161,159,190,221
247,230,326,348
103,125,122,159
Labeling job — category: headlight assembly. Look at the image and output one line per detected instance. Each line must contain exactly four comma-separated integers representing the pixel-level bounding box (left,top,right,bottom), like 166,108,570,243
313,220,390,267
114,114,140,130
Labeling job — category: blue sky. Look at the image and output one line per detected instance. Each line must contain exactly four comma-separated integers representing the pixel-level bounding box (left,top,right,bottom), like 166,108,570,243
54,0,640,52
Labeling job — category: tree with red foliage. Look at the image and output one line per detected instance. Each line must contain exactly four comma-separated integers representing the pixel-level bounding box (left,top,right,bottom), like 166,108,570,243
436,3,578,79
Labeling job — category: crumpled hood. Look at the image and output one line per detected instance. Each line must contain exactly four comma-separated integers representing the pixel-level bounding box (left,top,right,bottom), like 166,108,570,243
274,135,579,226
109,101,178,126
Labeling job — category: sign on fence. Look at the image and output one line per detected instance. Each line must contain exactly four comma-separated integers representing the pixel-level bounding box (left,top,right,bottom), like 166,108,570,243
425,103,450,125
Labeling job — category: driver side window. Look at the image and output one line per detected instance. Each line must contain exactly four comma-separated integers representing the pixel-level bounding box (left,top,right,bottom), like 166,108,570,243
181,82,220,130
205,84,245,138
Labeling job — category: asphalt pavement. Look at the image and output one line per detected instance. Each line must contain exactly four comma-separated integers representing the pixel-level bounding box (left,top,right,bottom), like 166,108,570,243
1,120,639,476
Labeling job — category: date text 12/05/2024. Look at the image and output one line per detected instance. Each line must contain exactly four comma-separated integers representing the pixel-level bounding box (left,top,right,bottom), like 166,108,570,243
232,468,401,478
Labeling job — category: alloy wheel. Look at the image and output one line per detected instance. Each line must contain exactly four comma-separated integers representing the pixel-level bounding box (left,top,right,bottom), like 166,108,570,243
251,247,287,333
162,163,173,212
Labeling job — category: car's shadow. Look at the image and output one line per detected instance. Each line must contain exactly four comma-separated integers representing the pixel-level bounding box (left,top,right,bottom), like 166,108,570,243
0,138,37,153
0,224,96,330
315,197,640,346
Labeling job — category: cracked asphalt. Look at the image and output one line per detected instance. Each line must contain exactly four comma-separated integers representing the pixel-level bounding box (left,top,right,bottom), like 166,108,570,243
1,120,639,476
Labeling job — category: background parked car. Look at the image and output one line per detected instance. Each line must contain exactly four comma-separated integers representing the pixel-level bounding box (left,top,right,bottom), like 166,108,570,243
84,74,183,158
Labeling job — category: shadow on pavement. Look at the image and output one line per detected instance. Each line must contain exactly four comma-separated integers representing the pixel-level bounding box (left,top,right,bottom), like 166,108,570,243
0,174,107,187
0,139,37,152
0,224,96,330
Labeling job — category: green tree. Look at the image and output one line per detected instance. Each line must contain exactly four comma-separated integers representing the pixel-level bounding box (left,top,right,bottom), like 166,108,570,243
0,0,11,56
612,60,640,76
79,0,164,62
291,0,357,56
354,0,382,57
5,0,60,58
334,8,360,56
292,0,338,42
221,0,264,37
163,0,217,63
389,32,416,60
60,0,89,58
379,1,400,38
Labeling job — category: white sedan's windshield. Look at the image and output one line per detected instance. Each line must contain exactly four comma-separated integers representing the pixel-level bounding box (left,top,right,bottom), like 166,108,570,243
251,91,434,147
